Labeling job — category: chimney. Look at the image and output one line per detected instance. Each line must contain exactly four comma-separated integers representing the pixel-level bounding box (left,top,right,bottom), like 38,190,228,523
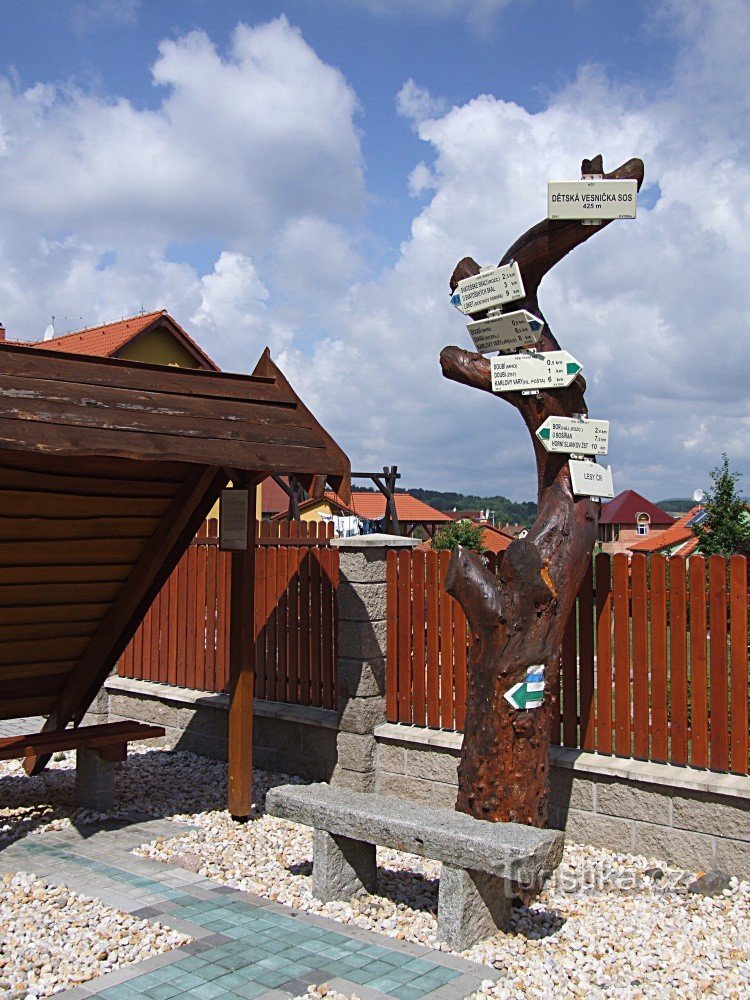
0,322,5,342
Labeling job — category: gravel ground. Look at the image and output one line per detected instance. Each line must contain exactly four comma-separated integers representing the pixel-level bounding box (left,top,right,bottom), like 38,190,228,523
2,748,749,998
0,872,190,999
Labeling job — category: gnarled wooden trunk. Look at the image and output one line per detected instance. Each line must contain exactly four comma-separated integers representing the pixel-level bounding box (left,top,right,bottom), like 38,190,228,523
442,155,644,827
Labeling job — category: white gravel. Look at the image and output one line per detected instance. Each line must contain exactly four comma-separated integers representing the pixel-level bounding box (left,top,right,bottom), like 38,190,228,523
3,748,749,998
0,872,190,999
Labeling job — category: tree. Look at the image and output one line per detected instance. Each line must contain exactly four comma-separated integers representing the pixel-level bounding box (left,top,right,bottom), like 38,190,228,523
432,519,484,552
693,454,750,557
441,153,644,827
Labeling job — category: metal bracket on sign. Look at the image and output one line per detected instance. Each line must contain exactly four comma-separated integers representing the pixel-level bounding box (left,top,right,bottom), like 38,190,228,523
581,173,603,227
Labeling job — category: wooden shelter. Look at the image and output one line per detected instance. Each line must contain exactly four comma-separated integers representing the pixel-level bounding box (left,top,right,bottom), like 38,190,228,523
0,341,349,818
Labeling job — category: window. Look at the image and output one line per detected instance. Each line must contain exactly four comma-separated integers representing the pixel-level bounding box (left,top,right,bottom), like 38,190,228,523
637,522,649,536
636,512,650,536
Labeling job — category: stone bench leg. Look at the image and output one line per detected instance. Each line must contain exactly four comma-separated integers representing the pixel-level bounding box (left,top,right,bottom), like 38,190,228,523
437,865,512,950
312,829,377,902
75,748,115,812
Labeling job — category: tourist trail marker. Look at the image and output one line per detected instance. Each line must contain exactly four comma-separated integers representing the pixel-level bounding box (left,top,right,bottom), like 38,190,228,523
466,309,543,354
504,665,545,710
548,179,638,220
569,460,615,499
491,350,582,393
451,262,525,314
535,416,609,455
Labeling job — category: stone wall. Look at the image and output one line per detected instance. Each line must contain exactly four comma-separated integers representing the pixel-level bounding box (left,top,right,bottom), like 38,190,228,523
106,676,338,781
374,722,750,880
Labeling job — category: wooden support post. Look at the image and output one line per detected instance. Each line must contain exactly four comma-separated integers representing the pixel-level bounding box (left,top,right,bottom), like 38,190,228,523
228,484,258,821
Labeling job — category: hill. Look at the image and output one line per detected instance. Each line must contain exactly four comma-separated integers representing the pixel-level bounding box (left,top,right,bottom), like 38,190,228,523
657,497,697,514
409,488,537,528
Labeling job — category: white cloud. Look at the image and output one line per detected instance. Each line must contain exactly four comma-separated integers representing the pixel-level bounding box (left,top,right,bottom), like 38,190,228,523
396,80,448,123
335,0,518,33
72,0,140,33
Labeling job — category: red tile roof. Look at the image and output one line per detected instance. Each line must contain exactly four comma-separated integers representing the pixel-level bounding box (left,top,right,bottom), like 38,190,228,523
329,492,452,523
629,507,700,555
261,476,291,516
480,522,513,554
599,490,675,527
14,310,219,370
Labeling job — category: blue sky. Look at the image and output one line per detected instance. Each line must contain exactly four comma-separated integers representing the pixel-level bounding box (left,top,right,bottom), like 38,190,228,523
1,1,748,501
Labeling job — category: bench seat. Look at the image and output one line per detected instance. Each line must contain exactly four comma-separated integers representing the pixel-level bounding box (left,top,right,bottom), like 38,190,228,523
266,782,564,949
0,720,165,811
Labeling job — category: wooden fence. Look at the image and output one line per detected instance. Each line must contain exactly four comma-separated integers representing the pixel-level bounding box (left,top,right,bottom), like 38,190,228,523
386,549,749,774
118,518,338,708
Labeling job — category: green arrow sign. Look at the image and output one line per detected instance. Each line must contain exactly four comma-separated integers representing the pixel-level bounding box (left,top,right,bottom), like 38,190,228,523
504,665,545,710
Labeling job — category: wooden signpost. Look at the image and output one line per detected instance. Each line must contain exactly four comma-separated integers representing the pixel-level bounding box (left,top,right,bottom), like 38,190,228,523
440,152,643,829
490,351,581,393
467,309,544,354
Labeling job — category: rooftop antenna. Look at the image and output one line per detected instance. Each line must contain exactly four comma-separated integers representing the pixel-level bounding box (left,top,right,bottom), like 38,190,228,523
43,315,55,341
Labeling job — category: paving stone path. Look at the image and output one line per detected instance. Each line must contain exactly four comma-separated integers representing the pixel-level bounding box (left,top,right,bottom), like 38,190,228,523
0,818,494,1000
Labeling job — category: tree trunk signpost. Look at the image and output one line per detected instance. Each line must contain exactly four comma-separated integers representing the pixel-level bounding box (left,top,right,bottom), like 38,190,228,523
441,154,644,828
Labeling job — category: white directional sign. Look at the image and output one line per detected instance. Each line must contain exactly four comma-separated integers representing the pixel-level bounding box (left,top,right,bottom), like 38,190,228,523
535,416,609,455
451,262,525,314
466,309,543,354
569,460,615,499
547,179,638,220
490,351,582,393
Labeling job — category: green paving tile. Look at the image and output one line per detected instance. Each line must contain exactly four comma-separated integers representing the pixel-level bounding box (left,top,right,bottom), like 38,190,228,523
343,968,377,986
212,971,253,990
187,983,226,1000
368,977,404,993
174,956,204,972
390,987,428,1000
256,955,288,971
194,963,231,981
171,972,205,990
361,960,397,978
234,985,266,999
380,951,417,968
253,970,288,988
403,958,434,974
148,967,182,983
144,984,183,999
217,952,256,971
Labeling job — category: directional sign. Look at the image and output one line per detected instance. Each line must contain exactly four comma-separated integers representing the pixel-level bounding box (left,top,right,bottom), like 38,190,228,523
569,460,615,499
451,262,525,314
535,416,609,455
466,309,543,354
548,179,638,220
491,351,582,393
504,664,545,710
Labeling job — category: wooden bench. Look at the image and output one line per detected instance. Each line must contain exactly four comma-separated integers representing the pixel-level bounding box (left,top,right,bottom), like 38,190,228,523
266,782,564,949
0,721,165,812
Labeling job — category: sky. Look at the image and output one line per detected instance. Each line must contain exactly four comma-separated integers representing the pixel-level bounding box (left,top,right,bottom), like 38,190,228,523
0,0,748,503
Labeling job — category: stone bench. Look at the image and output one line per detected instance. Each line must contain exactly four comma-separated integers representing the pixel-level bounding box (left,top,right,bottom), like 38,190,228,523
0,720,165,811
265,782,564,949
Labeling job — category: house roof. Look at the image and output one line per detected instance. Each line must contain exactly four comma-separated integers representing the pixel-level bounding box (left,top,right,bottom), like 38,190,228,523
16,310,219,371
629,506,701,555
261,476,292,515
330,491,453,523
599,490,675,527
480,522,513,554
0,342,349,734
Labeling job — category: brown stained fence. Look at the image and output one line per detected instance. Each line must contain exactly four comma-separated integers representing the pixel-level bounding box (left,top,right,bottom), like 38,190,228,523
386,549,750,774
118,518,338,708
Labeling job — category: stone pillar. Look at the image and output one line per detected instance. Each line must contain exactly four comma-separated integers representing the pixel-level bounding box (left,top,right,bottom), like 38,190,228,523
437,865,513,950
331,534,420,792
312,829,377,902
75,748,116,812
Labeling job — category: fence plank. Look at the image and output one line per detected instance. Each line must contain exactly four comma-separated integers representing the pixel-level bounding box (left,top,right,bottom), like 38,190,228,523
310,549,322,707
561,606,577,748
386,551,398,723
708,554,729,771
288,546,300,707
426,551,440,728
175,548,188,688
264,547,277,702
184,542,197,689
167,569,178,687
650,555,668,763
595,553,613,755
412,550,427,728
689,556,709,768
398,549,412,724
321,548,335,710
630,554,649,758
275,547,289,703
578,560,595,752
729,556,749,774
438,551,454,729
613,553,631,757
298,551,311,706
669,557,689,765
194,533,207,691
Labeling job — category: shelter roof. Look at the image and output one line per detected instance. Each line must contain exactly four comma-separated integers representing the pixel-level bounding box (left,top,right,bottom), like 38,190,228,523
0,342,349,732
15,310,219,371
599,490,675,527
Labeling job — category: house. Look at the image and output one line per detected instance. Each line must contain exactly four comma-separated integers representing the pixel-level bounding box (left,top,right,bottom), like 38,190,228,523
478,521,513,555
499,523,528,540
628,507,703,557
2,310,218,371
598,490,675,555
274,490,453,539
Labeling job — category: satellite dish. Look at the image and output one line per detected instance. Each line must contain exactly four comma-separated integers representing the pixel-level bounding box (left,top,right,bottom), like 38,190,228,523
43,320,55,341
693,489,705,504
